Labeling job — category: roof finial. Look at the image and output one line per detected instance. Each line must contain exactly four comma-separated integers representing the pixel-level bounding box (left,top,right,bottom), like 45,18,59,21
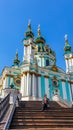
64,34,68,41
16,49,18,59
28,19,31,30
64,34,69,45
38,24,41,36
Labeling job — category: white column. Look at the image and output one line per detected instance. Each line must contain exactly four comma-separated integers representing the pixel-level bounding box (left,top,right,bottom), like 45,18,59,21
45,77,49,98
3,77,9,89
25,74,27,96
21,75,25,96
38,76,41,98
34,74,37,97
42,57,45,67
68,83,72,101
32,74,36,97
26,73,28,96
62,81,67,100
29,74,32,96
23,46,27,61
27,73,30,96
69,59,71,66
66,60,68,72
10,78,13,85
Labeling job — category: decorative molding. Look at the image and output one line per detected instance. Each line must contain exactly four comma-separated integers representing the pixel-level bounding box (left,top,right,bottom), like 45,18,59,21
68,81,73,84
23,71,37,76
24,44,30,47
5,74,14,78
52,76,59,87
14,77,21,87
52,65,58,72
37,74,41,77
44,75,49,78
62,79,66,82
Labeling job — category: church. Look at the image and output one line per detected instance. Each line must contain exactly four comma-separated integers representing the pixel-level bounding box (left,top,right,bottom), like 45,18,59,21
0,22,73,103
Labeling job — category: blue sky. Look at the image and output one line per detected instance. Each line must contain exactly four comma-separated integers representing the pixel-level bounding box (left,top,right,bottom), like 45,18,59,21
0,0,73,73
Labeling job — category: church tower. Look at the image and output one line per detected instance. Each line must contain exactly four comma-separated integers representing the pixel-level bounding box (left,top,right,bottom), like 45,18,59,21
64,35,73,73
22,22,35,63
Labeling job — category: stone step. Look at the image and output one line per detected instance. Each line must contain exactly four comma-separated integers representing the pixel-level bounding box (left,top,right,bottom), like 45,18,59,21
13,113,73,116
11,120,73,124
9,128,73,130
13,115,73,118
9,123,73,128
15,110,73,113
12,117,73,120
9,101,73,129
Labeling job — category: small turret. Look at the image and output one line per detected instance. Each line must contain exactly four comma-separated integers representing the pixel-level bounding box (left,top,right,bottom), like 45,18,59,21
64,34,73,73
22,21,35,63
25,21,34,39
13,51,20,66
64,34,71,54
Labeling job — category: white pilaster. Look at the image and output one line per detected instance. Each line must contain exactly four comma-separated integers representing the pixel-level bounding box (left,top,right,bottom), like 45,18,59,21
62,81,67,100
68,83,72,101
21,75,25,96
42,57,44,67
29,74,32,96
3,77,9,89
69,59,71,66
10,78,13,85
32,74,36,97
25,74,27,96
45,77,49,98
27,73,30,96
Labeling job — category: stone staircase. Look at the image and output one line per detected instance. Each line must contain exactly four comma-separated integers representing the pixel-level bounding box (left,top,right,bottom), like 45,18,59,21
9,101,73,130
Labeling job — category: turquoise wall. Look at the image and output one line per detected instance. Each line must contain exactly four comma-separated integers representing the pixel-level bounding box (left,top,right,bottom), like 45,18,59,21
49,78,53,100
8,77,10,88
66,81,70,102
59,80,63,99
41,76,45,98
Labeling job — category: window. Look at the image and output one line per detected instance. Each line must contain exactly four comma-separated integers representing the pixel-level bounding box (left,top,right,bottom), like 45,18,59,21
46,59,49,66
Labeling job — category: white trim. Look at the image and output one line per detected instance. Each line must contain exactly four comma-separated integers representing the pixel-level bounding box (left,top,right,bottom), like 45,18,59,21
32,74,35,97
21,75,25,96
45,78,49,98
68,83,72,101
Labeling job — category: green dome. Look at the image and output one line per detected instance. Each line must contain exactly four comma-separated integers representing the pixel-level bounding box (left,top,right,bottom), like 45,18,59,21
64,44,71,52
35,36,45,44
35,25,45,44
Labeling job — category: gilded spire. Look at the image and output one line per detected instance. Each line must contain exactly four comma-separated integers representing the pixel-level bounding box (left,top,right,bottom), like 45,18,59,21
64,34,68,44
28,19,31,31
38,24,41,36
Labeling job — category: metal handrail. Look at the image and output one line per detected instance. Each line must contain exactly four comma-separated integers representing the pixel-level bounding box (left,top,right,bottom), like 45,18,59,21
0,93,10,121
3,95,17,130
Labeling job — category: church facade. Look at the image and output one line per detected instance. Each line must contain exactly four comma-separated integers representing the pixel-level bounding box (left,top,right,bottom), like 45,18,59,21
0,23,73,102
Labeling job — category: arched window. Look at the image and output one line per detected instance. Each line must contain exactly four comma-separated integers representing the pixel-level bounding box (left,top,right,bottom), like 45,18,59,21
46,59,49,66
